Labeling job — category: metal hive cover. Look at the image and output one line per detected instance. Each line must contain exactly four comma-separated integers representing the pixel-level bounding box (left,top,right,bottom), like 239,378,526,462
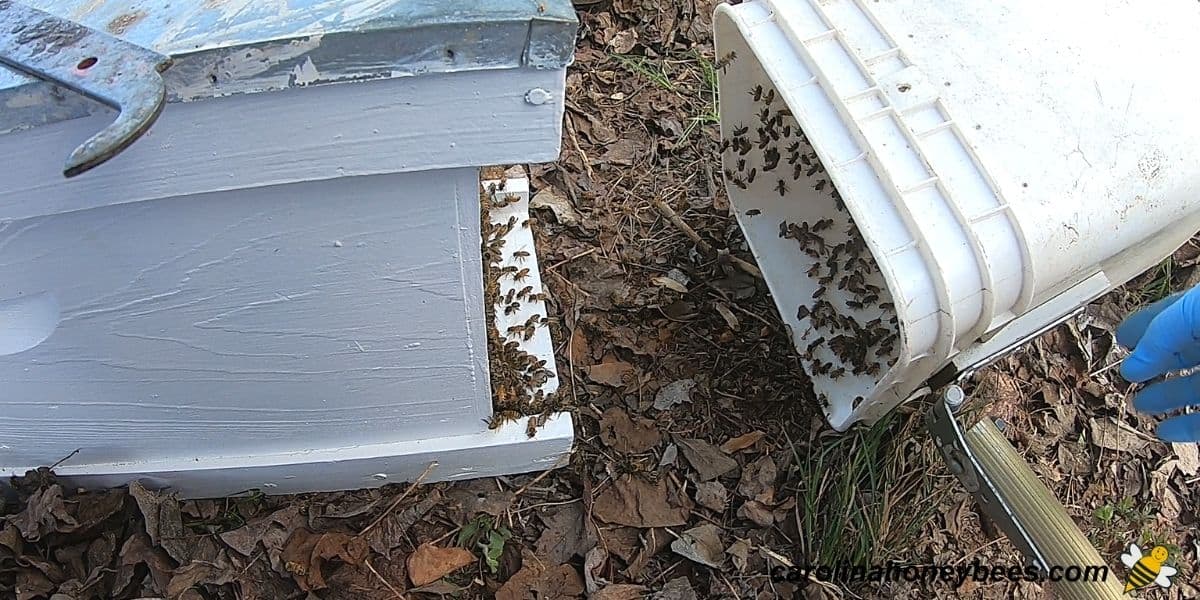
0,0,578,135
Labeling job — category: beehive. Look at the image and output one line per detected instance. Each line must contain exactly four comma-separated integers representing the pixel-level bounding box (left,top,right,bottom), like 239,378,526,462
0,0,577,497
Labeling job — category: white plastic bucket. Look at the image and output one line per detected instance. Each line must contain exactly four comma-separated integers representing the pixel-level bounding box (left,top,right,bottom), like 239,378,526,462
715,0,1200,430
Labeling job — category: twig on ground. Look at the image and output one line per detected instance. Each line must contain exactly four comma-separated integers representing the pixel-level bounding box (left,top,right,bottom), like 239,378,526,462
652,197,762,279
513,463,562,498
365,558,408,600
566,115,597,185
358,462,438,537
547,247,598,272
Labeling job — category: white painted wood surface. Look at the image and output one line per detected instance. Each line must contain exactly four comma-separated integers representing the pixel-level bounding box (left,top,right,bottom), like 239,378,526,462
0,67,566,221
45,413,574,499
0,168,490,468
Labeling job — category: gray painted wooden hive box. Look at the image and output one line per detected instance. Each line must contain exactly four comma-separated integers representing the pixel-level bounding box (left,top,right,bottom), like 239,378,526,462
0,0,577,497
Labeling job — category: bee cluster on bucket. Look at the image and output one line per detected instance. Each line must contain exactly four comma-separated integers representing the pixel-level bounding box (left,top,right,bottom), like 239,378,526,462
721,84,900,409
479,170,559,436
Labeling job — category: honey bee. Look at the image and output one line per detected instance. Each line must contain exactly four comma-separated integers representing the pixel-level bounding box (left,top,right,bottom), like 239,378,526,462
750,84,764,101
746,168,758,183
486,410,523,430
496,194,522,207
504,301,521,315
733,124,749,137
762,147,781,171
515,285,534,300
732,177,747,190
774,180,788,196
763,88,775,105
715,51,738,72
512,250,531,262
512,268,531,282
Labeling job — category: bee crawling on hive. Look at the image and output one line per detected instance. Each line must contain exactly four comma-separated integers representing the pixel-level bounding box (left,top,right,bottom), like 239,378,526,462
486,410,522,430
774,179,788,196
715,50,738,73
494,194,522,208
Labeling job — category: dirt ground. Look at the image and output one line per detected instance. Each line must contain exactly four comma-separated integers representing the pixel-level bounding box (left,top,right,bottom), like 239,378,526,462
2,2,1197,599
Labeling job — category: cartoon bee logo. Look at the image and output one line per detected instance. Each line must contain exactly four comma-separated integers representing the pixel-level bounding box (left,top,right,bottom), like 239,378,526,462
1120,543,1177,594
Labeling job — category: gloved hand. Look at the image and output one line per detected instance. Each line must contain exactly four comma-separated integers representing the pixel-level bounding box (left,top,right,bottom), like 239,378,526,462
1117,285,1200,442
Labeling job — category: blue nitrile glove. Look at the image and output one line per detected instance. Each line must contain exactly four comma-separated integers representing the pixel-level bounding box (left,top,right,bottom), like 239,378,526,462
1117,285,1200,443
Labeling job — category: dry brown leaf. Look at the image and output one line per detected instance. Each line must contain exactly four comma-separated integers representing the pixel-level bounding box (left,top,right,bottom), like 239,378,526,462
1172,442,1199,476
670,523,724,568
365,490,441,555
282,528,369,590
583,546,608,594
15,567,55,600
531,187,582,228
677,438,738,482
410,579,469,595
599,139,640,166
593,583,649,600
8,485,77,542
447,480,515,519
737,455,777,501
713,302,740,331
652,275,689,293
1090,417,1150,452
129,481,190,564
593,477,691,527
586,359,636,387
112,531,174,598
625,527,670,579
653,379,696,411
720,431,766,454
726,539,752,573
167,561,236,600
597,527,641,562
609,29,638,53
535,502,596,565
657,576,699,600
737,500,775,527
497,562,584,600
599,407,661,453
693,481,728,513
406,542,476,587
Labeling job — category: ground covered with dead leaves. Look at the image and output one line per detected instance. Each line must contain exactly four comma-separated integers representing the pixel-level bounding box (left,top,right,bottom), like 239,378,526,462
2,1,1197,599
